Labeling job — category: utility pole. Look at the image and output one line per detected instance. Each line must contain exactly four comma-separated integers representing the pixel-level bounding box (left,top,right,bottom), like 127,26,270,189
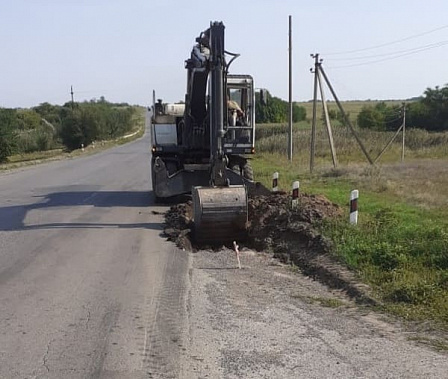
288,15,293,161
310,54,319,173
374,102,406,164
317,65,337,168
70,85,74,109
318,65,374,165
401,103,406,162
373,123,404,164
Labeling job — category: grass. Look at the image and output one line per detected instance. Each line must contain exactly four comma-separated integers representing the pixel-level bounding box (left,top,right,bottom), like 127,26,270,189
296,99,408,124
408,336,448,352
253,123,448,327
255,122,448,166
6,149,66,163
290,293,347,308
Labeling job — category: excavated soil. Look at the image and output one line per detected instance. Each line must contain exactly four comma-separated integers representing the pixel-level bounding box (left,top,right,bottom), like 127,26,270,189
164,191,375,304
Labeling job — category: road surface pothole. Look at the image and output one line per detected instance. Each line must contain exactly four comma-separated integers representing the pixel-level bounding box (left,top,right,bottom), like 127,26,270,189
164,191,375,304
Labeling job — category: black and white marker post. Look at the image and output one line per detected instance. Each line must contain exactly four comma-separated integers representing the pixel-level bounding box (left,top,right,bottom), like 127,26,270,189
292,181,299,208
272,172,279,192
350,189,359,225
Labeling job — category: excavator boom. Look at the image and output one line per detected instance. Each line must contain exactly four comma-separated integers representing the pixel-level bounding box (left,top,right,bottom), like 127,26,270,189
191,22,248,243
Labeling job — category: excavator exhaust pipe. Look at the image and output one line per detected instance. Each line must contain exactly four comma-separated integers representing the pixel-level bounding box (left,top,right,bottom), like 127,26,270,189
192,185,248,244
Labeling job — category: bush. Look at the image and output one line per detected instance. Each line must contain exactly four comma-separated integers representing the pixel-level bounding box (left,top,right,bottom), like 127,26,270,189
255,90,306,123
60,107,98,150
59,100,137,150
357,102,402,131
1,98,138,159
0,108,18,162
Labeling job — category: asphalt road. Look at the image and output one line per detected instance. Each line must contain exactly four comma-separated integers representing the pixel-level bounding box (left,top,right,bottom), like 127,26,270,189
0,131,189,378
1,129,448,378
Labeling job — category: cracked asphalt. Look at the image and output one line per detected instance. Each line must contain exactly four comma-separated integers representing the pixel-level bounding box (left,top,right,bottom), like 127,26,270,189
1,128,447,378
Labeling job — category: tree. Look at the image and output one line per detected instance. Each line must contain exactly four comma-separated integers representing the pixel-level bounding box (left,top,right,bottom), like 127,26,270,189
420,85,448,130
293,104,306,123
60,106,102,150
33,102,62,129
59,100,136,150
357,104,386,130
16,109,42,130
357,102,402,131
0,108,18,162
407,102,431,129
255,90,306,123
60,110,84,151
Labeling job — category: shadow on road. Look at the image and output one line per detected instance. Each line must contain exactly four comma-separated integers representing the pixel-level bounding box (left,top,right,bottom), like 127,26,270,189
0,190,164,232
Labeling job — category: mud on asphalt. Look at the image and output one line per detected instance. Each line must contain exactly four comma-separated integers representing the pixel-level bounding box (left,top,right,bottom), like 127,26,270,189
163,191,376,304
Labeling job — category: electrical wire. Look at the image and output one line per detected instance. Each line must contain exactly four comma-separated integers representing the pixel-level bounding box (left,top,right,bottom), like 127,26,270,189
327,40,448,61
327,40,448,68
324,24,448,55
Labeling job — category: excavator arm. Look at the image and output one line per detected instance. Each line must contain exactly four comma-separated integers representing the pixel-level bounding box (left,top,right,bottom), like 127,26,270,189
188,22,249,243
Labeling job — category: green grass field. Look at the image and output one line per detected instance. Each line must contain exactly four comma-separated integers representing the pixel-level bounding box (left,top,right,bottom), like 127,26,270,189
253,118,448,326
296,99,408,123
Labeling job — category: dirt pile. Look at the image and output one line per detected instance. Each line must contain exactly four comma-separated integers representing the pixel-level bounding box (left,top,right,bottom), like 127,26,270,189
164,201,194,251
164,191,342,255
164,192,374,303
247,192,341,259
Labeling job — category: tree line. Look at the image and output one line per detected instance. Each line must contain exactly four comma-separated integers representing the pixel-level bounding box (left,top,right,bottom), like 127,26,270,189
255,90,306,123
356,84,448,131
0,98,138,162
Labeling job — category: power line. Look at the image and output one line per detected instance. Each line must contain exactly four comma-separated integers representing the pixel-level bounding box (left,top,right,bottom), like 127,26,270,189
324,24,448,56
327,40,448,61
328,40,448,68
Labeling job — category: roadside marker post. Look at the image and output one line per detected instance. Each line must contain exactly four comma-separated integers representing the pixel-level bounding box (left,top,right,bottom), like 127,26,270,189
292,181,300,209
350,190,359,225
233,241,242,269
81,143,85,152
272,172,279,192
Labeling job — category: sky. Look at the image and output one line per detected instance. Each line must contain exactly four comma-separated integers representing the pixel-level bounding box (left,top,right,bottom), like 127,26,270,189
1,0,448,108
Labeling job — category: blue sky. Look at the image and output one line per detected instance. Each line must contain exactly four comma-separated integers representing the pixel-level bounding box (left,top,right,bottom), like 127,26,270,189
1,0,447,108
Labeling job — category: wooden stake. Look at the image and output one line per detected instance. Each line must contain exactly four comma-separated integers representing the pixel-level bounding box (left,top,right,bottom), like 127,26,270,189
233,241,242,269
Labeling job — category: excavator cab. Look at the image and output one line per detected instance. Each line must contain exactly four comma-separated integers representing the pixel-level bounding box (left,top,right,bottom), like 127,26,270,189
224,75,255,147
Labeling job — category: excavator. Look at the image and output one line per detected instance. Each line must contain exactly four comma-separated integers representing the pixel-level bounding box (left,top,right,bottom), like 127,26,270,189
150,21,261,243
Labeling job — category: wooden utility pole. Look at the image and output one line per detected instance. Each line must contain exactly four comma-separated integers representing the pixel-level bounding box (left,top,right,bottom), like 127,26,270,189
318,65,374,165
373,124,404,163
373,103,407,163
401,103,406,162
317,66,337,168
288,15,293,161
310,54,319,173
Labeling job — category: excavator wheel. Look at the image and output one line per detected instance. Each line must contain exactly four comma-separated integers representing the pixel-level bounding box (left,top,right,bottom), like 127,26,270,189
192,185,248,244
229,159,254,181
242,161,254,181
